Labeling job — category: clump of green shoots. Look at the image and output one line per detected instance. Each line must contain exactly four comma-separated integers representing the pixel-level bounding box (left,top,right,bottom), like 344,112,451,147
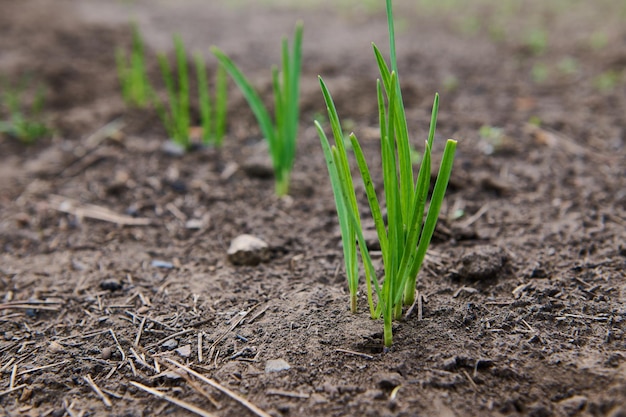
116,24,151,108
155,35,229,150
211,22,303,196
0,80,50,144
195,54,228,147
315,0,457,348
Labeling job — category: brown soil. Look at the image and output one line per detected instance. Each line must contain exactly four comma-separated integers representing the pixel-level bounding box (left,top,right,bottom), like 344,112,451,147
1,1,626,416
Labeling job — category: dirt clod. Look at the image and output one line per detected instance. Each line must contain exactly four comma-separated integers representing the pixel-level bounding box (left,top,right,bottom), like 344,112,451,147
558,395,588,416
457,245,507,281
374,372,403,390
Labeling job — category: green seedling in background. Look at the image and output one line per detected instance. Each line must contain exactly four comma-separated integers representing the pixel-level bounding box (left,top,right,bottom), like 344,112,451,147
155,34,191,149
558,57,579,76
195,54,228,147
0,81,50,144
479,124,505,155
524,28,548,56
528,115,542,127
442,74,459,92
593,70,621,93
211,22,303,196
316,0,457,348
531,62,549,83
589,31,608,50
116,24,151,108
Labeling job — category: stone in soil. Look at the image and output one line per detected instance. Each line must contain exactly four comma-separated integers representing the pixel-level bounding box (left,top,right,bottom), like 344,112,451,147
227,234,270,266
161,339,178,350
175,344,191,358
100,279,123,291
242,152,274,179
265,358,291,373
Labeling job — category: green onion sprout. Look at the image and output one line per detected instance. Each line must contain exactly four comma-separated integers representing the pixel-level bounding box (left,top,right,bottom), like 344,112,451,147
315,0,457,348
155,34,192,150
0,80,50,144
116,24,151,108
195,54,229,147
211,21,303,196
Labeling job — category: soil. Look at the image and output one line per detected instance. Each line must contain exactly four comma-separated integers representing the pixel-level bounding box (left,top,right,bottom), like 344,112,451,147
1,1,626,416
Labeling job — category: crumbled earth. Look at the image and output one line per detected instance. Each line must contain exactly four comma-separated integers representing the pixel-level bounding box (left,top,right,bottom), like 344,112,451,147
1,1,625,416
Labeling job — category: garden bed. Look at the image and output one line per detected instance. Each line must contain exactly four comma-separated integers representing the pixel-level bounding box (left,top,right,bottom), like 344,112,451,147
1,1,625,416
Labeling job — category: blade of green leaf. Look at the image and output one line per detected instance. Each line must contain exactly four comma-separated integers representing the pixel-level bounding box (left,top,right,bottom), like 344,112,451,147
211,47,276,148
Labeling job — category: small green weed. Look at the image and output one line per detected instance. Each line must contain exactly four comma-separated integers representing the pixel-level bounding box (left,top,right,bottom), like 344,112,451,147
593,70,621,93
524,28,548,56
116,24,151,108
211,22,303,196
0,81,50,144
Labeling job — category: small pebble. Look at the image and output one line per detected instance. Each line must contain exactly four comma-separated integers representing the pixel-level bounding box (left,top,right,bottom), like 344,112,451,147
162,371,182,380
161,141,186,156
101,347,113,360
185,219,205,229
265,358,291,373
49,341,64,353
363,229,381,251
100,279,123,292
162,339,178,350
242,149,274,179
227,234,270,266
151,260,174,269
175,344,191,358
51,408,65,417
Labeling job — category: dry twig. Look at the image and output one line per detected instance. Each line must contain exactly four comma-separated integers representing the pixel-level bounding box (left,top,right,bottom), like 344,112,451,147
130,381,217,417
0,384,26,398
335,348,374,360
49,194,152,226
83,374,112,408
164,358,272,417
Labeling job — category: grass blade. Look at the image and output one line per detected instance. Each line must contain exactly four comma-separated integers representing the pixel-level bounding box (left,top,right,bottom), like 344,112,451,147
315,120,359,313
195,53,212,144
413,138,457,272
212,22,302,196
214,63,228,145
174,35,190,147
211,47,275,146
